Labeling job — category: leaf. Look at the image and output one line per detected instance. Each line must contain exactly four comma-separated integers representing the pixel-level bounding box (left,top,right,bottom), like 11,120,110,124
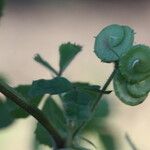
59,42,82,74
7,85,43,118
72,82,109,118
73,82,111,95
62,87,99,122
94,99,109,118
73,82,100,93
35,97,67,147
0,101,14,128
29,77,73,97
94,24,134,63
34,54,59,76
81,109,116,150
82,99,110,133
35,123,53,147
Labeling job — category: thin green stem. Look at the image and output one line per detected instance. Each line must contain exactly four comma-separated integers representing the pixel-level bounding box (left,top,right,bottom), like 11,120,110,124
92,67,117,111
0,81,65,149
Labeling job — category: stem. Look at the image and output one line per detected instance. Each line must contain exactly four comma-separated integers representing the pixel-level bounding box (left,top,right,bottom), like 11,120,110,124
92,67,117,111
73,66,117,138
0,81,65,149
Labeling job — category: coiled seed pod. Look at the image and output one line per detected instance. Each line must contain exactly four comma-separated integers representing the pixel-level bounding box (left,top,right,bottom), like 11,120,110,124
127,77,150,98
119,45,150,83
94,24,134,63
113,71,148,106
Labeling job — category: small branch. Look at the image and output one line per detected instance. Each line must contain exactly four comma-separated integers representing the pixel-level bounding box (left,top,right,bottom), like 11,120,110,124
92,67,117,111
0,81,65,148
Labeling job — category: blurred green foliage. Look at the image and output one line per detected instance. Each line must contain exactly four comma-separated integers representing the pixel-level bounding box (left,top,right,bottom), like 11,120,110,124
0,42,116,149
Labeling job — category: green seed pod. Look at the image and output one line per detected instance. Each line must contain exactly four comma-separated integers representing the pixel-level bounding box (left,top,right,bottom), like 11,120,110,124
113,71,147,106
127,76,150,98
94,24,134,63
119,45,150,83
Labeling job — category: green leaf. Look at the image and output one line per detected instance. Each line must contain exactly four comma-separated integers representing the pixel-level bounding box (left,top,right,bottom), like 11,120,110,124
94,99,109,118
74,97,115,150
59,42,82,74
82,99,110,133
29,77,73,97
7,85,43,118
73,82,112,95
35,97,67,147
94,24,134,63
0,101,14,128
35,123,53,147
34,54,59,76
62,87,99,122
73,82,100,92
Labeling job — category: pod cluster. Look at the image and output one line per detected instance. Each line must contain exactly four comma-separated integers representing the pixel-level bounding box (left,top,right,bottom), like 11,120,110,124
94,24,150,106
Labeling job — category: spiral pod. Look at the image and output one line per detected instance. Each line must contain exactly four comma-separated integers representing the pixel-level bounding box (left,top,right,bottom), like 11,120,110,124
127,77,150,98
113,71,148,106
119,45,150,83
94,24,134,63
114,45,150,106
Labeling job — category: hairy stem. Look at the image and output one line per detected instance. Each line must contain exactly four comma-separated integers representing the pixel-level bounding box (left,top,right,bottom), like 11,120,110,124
0,81,65,149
